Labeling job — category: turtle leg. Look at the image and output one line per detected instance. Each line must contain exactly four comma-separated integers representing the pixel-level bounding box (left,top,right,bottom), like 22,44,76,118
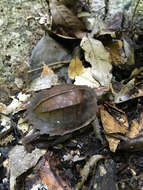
91,117,103,143
36,133,72,149
22,130,40,152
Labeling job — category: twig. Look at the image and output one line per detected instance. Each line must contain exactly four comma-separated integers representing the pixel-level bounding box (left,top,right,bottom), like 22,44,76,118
28,60,70,73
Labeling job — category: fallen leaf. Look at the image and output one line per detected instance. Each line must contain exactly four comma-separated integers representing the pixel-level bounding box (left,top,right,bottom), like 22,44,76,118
86,17,116,38
41,63,54,76
9,145,46,190
113,79,135,103
105,40,123,66
0,93,30,115
104,103,129,130
112,79,143,104
130,67,143,79
127,120,141,138
68,57,84,79
39,159,72,190
30,34,72,80
40,161,63,190
80,36,112,86
74,67,100,88
49,0,86,38
68,57,100,88
100,105,128,152
127,112,143,138
100,107,128,134
28,74,58,92
17,92,31,102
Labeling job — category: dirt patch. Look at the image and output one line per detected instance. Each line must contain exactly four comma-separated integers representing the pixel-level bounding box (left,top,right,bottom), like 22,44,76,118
0,0,46,103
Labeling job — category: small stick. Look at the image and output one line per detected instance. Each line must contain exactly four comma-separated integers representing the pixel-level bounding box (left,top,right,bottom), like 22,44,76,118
28,60,70,73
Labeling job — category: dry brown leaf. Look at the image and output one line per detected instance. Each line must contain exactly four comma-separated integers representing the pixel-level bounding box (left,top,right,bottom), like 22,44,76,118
100,106,128,152
49,0,86,38
127,112,143,138
106,137,120,152
41,63,54,77
40,161,63,190
104,103,129,130
100,107,128,134
68,57,84,79
39,160,72,190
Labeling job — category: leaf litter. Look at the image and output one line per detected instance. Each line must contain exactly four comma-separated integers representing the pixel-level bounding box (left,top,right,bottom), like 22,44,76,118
0,0,143,189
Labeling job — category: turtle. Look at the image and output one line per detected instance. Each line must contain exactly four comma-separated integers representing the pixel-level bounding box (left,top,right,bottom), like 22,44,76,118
22,84,102,152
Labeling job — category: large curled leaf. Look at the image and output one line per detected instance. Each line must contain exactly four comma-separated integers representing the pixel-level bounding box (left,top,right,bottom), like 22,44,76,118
80,36,112,86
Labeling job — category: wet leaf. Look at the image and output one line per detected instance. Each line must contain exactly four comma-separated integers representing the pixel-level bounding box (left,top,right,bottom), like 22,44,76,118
68,57,84,79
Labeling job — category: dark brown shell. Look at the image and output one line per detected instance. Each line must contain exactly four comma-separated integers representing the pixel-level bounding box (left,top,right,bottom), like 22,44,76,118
25,84,98,136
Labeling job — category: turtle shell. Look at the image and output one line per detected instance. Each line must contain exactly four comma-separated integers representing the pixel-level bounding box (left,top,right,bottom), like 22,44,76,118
25,84,98,136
